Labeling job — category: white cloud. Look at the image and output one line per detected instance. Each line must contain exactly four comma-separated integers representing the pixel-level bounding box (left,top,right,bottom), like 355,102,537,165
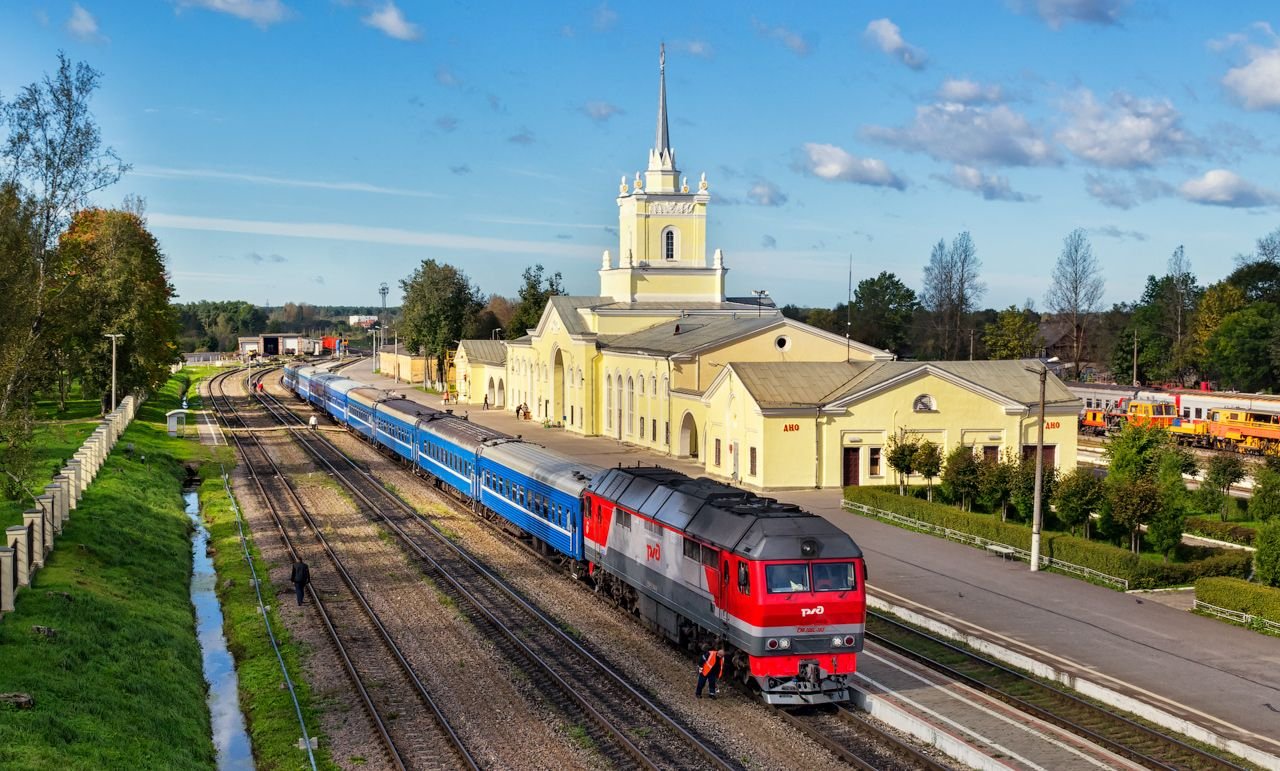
864,102,1057,167
176,0,290,27
674,39,713,58
150,213,599,257
1089,225,1148,242
938,78,1003,104
1083,172,1171,209
362,1,421,41
1056,90,1200,168
796,143,905,189
132,166,440,198
592,2,617,32
934,165,1037,202
864,18,927,70
752,18,811,56
66,3,106,42
1179,169,1277,208
1021,0,1130,29
582,101,624,122
745,179,788,206
435,66,460,87
1223,48,1280,111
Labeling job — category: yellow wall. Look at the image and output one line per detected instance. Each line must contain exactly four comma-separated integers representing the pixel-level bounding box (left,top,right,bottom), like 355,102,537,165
386,352,425,384
673,322,879,392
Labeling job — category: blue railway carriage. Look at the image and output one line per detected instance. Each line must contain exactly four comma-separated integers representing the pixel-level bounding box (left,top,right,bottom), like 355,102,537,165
321,377,362,424
345,387,384,440
420,415,506,499
477,441,601,561
287,364,318,402
372,397,435,464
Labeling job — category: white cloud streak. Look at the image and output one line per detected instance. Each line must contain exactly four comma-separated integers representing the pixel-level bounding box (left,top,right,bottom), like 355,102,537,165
176,0,290,27
151,213,598,256
1179,169,1278,208
1056,90,1200,168
362,1,421,41
865,18,927,70
864,102,1057,167
938,78,1003,104
132,166,441,198
934,165,1037,201
796,143,905,189
66,3,106,42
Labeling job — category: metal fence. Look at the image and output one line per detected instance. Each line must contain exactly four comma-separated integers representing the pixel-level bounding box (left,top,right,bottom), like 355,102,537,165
841,499,1130,591
1193,600,1280,635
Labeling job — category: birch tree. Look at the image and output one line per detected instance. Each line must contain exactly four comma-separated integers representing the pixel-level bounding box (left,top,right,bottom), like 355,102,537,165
1045,229,1103,379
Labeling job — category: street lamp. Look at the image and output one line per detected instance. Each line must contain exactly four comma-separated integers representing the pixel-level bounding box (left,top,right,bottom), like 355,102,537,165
751,289,769,317
1025,358,1058,572
104,333,123,412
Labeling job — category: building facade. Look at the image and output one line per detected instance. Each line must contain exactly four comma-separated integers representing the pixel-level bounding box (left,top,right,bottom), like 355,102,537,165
453,49,1080,489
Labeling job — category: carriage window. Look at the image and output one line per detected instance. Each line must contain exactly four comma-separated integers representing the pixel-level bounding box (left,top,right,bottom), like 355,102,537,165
643,518,662,535
615,508,631,528
766,563,810,594
683,537,700,560
812,562,856,592
700,544,718,568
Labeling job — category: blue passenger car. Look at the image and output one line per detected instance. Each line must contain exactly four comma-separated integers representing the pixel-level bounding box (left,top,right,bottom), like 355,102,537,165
345,387,382,440
477,442,600,560
418,414,503,498
373,397,434,464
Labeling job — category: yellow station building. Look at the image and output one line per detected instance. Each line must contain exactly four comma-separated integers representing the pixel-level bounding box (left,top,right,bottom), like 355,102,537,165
453,49,1080,490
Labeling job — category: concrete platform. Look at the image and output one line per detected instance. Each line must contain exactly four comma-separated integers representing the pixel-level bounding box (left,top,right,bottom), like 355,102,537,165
328,358,1280,764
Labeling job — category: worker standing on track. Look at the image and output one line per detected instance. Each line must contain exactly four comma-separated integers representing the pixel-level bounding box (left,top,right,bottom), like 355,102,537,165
696,641,725,699
308,415,318,430
290,560,310,606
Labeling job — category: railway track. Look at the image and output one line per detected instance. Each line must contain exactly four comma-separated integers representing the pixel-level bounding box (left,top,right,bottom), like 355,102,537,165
208,369,478,771
867,611,1251,771
772,705,952,770
249,369,735,771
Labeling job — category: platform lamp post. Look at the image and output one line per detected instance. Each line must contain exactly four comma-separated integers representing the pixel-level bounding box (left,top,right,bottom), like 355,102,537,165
1024,359,1057,572
104,333,123,412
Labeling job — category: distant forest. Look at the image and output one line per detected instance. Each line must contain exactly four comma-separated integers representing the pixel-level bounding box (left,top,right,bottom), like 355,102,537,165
175,301,398,352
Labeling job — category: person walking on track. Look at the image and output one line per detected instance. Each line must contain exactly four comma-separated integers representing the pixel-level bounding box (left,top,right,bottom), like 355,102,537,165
696,641,725,699
290,560,311,606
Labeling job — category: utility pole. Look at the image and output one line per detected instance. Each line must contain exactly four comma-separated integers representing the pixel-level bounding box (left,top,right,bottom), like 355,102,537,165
969,329,975,361
378,282,389,374
103,333,123,411
1027,365,1048,572
393,327,399,383
1132,329,1138,386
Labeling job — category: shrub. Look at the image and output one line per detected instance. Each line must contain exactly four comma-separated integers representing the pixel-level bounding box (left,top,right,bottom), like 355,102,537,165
1184,516,1257,546
1257,521,1280,587
1196,577,1280,624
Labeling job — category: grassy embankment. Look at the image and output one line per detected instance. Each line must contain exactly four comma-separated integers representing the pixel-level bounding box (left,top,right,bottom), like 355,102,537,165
0,369,334,770
0,395,100,528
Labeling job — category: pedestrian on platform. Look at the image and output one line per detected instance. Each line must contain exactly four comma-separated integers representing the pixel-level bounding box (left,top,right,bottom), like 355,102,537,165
483,394,489,410
696,641,725,699
290,560,310,606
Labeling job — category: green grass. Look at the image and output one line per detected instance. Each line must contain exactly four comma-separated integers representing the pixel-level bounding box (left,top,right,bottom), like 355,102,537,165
0,369,336,770
0,418,99,528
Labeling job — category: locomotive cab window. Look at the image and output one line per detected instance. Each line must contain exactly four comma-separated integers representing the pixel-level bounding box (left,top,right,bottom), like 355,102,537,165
683,537,700,561
738,562,750,594
766,563,809,594
812,562,857,592
615,508,631,529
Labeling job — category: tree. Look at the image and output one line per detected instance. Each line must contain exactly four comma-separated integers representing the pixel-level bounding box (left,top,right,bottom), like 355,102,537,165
913,441,943,501
1204,454,1246,522
1249,467,1280,522
1149,451,1189,561
885,429,919,496
505,264,564,340
0,184,41,499
1103,422,1171,480
1204,303,1279,392
1011,456,1056,524
941,445,981,511
0,54,128,419
1107,477,1162,553
1045,229,1104,380
1113,262,1202,385
921,232,984,359
977,452,1017,520
399,259,483,382
849,272,920,354
1051,467,1103,537
983,305,1043,360
1255,522,1280,587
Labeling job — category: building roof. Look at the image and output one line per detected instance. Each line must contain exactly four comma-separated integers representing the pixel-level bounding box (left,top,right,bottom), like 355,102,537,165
546,295,611,335
730,359,1081,410
458,339,507,365
592,300,772,313
598,315,783,356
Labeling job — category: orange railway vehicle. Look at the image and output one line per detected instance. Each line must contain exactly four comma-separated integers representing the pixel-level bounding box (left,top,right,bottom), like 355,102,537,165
1208,409,1280,455
1125,400,1177,429
1080,409,1110,435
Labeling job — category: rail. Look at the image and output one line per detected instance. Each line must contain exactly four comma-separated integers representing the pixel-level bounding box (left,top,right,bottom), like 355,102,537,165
1193,600,1280,635
842,499,1130,590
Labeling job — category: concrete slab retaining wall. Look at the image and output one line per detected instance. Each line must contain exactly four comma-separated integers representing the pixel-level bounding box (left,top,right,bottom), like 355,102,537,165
0,394,142,620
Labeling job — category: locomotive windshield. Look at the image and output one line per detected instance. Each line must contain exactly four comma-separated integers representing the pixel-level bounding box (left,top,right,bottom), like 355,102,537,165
766,562,859,594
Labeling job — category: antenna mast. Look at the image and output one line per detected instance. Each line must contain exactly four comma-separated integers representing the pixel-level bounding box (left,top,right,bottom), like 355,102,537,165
846,255,852,361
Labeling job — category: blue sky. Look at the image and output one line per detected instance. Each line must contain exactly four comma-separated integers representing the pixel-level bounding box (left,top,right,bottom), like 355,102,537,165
3,1,1280,311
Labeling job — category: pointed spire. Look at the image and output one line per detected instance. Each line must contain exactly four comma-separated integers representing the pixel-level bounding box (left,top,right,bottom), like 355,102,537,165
655,43,670,155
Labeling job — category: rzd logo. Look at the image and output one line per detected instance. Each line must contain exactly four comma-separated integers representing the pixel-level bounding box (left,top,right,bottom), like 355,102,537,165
646,543,661,562
800,606,825,618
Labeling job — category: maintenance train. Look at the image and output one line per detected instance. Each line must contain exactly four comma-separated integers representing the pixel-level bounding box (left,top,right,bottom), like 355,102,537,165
1070,381,1280,455
282,363,866,705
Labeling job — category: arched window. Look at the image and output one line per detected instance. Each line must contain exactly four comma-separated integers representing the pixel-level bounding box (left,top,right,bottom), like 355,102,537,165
626,376,635,435
913,394,936,412
663,227,677,260
605,375,613,428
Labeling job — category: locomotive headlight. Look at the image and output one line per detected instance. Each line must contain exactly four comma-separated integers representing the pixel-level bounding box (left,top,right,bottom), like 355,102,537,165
832,636,844,647
778,638,791,650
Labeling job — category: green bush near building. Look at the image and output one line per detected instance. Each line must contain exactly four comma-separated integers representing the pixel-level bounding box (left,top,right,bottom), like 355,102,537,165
844,487,1251,589
1183,516,1257,546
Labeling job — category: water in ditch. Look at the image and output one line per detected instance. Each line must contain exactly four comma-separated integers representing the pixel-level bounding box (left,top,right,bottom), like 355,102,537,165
185,490,254,770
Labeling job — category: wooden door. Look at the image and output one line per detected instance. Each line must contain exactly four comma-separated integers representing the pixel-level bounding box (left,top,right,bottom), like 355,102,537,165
842,447,860,486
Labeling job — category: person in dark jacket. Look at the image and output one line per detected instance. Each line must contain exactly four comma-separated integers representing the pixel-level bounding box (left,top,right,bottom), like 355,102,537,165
290,560,310,606
696,641,726,699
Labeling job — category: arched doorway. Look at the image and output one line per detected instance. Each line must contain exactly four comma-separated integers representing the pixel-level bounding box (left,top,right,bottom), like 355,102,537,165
679,411,699,458
496,378,505,408
553,349,565,424
487,377,496,406
625,376,635,437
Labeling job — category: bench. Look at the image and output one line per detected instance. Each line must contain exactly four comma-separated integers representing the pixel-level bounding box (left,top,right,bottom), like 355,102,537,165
986,544,1016,560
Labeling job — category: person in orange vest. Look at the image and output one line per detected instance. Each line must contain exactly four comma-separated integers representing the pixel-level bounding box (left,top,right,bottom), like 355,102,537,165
696,641,726,699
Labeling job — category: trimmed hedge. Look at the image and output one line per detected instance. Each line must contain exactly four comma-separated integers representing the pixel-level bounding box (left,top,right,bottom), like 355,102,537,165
1184,516,1257,546
845,487,1251,589
1196,577,1280,625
